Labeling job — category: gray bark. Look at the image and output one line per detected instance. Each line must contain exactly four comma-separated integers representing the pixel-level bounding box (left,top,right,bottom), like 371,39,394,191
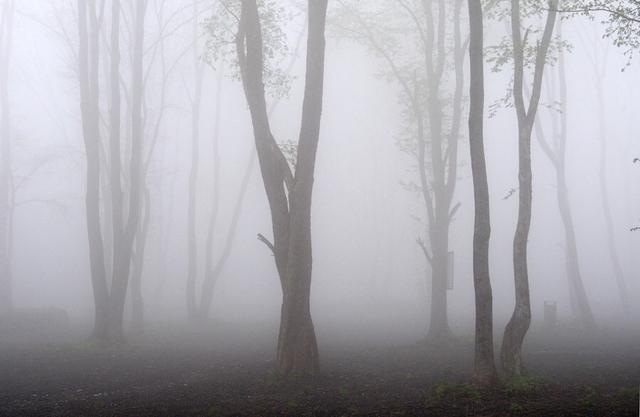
533,24,595,329
236,0,328,376
592,46,630,314
186,0,205,322
0,0,15,314
501,0,557,377
467,0,497,385
77,0,109,341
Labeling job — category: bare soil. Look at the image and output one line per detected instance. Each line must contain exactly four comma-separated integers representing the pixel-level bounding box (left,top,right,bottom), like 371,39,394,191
0,324,638,416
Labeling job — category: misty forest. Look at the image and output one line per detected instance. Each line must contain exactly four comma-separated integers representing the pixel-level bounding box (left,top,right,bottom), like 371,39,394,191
0,0,638,416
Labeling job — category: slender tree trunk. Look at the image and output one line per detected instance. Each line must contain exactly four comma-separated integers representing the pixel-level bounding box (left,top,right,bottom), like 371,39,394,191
594,56,630,314
130,186,150,334
198,150,254,320
533,29,595,329
467,0,497,385
555,38,595,328
236,0,327,376
502,0,557,377
78,0,109,342
186,0,205,322
107,0,146,342
197,66,223,322
0,0,15,314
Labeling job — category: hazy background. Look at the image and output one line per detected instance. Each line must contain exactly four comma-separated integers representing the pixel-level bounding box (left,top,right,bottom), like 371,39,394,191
5,1,639,346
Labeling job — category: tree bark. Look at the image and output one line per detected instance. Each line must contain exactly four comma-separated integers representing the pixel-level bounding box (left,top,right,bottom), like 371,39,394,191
467,0,497,385
106,0,146,342
501,0,557,377
593,48,630,314
533,26,595,329
130,186,150,335
78,0,110,342
236,0,328,376
0,0,15,315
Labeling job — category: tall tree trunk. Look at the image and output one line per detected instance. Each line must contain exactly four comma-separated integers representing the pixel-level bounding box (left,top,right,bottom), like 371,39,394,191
0,0,15,314
236,0,328,376
186,0,205,322
78,0,109,342
130,186,150,335
501,0,557,377
107,0,146,342
277,0,327,375
593,51,630,314
197,66,223,322
533,26,595,329
467,0,497,385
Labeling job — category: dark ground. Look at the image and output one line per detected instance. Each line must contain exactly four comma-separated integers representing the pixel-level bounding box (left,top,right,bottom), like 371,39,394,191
0,321,638,417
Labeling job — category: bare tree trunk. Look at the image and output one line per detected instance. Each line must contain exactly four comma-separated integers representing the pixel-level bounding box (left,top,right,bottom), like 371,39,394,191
186,0,205,322
0,0,15,314
467,0,497,385
198,150,253,321
501,0,557,377
197,25,306,321
197,66,223,322
593,49,630,314
107,0,146,342
237,0,327,376
533,25,595,329
130,186,150,335
277,1,327,375
78,0,109,342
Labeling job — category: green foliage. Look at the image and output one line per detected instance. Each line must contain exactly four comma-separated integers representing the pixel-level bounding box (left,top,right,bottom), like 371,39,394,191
485,0,570,116
202,0,294,98
560,0,640,66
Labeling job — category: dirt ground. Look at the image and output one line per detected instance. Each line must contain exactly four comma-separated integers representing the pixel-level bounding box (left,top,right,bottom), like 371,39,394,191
0,323,638,417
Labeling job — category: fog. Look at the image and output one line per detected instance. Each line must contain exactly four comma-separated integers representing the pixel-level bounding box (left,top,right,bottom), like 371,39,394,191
0,0,638,415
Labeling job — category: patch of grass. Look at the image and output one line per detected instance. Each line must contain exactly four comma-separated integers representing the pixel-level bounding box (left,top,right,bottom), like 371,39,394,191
205,405,220,416
286,399,298,408
578,385,600,410
509,402,524,414
504,376,547,396
263,368,281,387
426,381,481,408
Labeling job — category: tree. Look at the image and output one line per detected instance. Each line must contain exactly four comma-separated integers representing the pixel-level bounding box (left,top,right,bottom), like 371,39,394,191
532,21,596,328
235,0,328,376
0,0,15,315
501,0,558,377
332,0,467,343
77,0,110,341
76,0,147,343
467,0,497,385
584,30,631,314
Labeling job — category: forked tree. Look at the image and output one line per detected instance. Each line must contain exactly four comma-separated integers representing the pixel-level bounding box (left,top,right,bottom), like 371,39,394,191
235,0,328,376
501,0,558,377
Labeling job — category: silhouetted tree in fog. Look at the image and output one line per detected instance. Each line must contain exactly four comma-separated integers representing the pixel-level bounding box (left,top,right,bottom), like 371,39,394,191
532,22,595,328
236,0,328,376
332,0,468,344
77,0,147,343
467,0,497,385
501,0,558,377
0,0,15,314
